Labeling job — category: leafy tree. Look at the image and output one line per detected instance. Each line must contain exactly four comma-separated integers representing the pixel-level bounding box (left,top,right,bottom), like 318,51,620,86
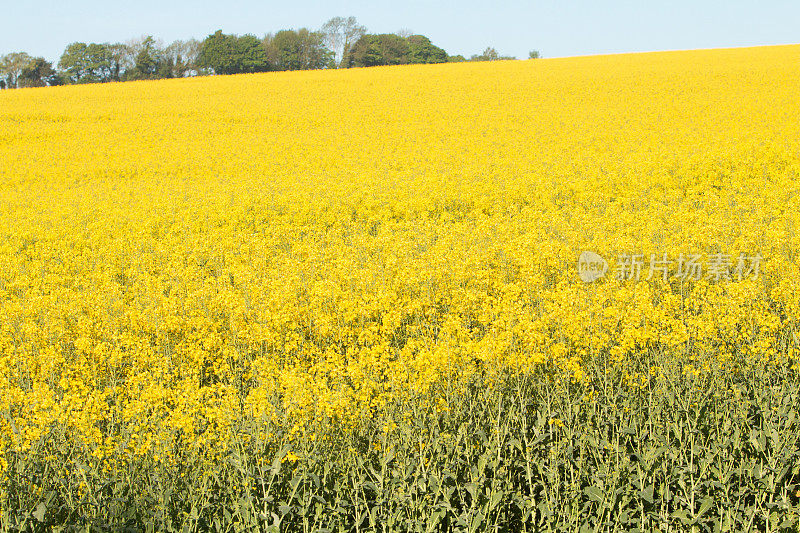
347,34,409,67
320,16,366,68
406,35,448,64
18,58,58,87
296,28,334,70
470,47,516,62
156,57,175,79
137,37,161,78
529,50,541,59
447,54,467,63
119,36,161,77
268,29,332,71
347,33,447,68
235,34,270,73
268,30,300,70
124,36,162,80
1,23,457,85
197,30,239,75
471,47,498,61
198,31,269,75
58,42,114,83
261,32,279,68
0,52,33,88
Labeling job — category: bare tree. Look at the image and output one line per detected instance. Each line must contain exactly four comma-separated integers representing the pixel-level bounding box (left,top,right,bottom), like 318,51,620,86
395,28,413,39
164,39,202,76
320,16,366,68
125,35,164,66
107,43,132,80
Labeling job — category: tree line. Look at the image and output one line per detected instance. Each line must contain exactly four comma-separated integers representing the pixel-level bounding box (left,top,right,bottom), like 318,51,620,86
0,16,540,89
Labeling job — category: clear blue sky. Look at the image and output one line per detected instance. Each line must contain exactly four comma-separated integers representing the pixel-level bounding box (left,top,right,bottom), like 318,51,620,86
2,0,798,62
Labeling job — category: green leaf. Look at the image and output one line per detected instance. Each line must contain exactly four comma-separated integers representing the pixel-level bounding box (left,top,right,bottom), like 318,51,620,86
672,509,691,524
584,486,603,503
465,482,477,499
489,490,503,510
697,496,713,517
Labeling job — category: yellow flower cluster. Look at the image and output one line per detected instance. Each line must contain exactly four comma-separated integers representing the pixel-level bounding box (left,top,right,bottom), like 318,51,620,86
0,44,799,478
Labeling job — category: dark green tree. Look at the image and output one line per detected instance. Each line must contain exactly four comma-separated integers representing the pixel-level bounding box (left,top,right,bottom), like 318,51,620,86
268,29,332,71
197,30,239,74
136,37,160,78
235,34,270,73
406,35,448,64
156,57,175,79
58,42,114,83
347,34,409,67
270,30,302,70
347,33,449,68
198,31,269,75
18,58,58,87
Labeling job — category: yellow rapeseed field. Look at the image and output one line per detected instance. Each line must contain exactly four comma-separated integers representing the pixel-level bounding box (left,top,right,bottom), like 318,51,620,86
1,44,799,529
